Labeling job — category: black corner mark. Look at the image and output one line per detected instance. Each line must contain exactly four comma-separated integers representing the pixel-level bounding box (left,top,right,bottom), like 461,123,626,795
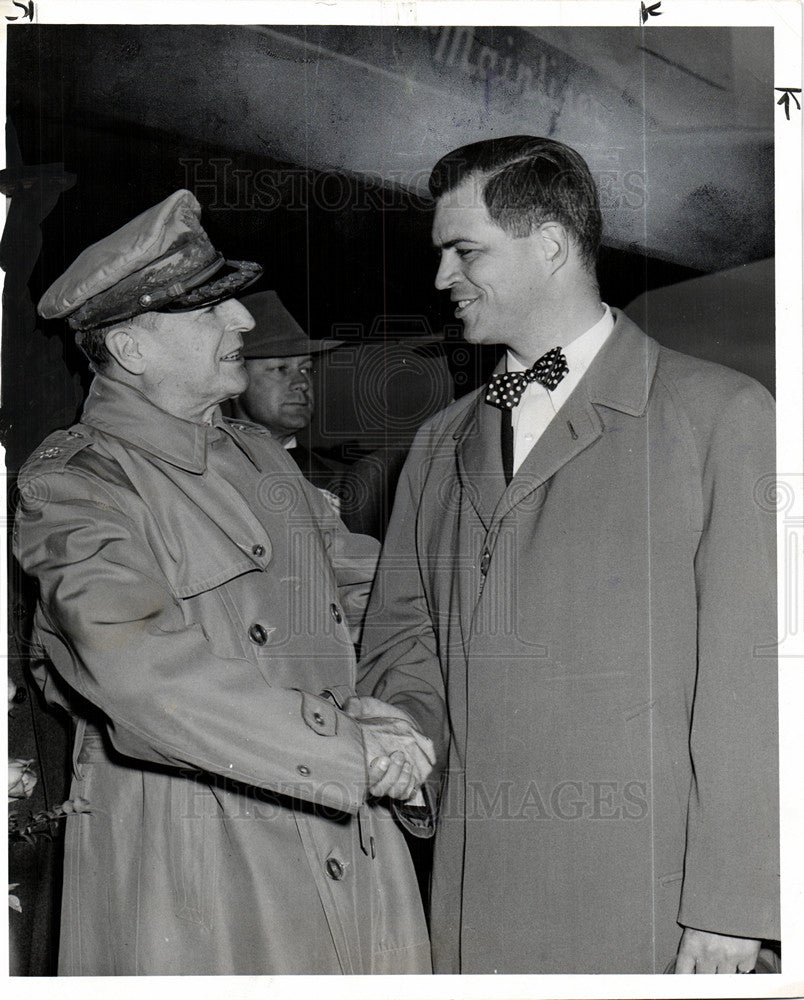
775,87,802,121
5,0,34,21
640,2,662,25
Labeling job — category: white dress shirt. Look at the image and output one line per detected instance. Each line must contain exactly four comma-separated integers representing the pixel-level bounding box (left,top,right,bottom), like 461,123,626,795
507,304,614,474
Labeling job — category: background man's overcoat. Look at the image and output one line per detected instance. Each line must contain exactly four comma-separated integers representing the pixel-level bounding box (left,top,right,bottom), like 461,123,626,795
359,311,779,974
15,375,430,976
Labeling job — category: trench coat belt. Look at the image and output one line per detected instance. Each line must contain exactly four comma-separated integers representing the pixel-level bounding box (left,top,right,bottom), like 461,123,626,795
72,719,107,778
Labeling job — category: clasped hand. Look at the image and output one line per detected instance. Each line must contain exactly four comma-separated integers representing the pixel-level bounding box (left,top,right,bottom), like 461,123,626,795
345,696,435,802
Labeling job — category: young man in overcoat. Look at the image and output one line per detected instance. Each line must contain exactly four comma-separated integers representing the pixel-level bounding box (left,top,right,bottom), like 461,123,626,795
357,136,779,974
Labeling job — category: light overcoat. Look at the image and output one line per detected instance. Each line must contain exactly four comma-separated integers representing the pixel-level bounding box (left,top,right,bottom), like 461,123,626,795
14,374,430,976
358,311,779,974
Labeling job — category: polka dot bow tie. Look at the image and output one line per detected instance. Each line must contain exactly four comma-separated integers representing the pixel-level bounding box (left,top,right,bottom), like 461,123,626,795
485,346,569,410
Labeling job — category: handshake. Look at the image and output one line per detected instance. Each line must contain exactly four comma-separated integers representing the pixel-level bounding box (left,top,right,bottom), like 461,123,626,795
345,696,436,804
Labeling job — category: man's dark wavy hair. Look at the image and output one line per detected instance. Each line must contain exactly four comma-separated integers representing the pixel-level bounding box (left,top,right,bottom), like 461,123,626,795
428,135,602,272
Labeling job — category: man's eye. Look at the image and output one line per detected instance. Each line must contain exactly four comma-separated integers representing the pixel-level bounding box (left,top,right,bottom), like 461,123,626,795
456,247,476,259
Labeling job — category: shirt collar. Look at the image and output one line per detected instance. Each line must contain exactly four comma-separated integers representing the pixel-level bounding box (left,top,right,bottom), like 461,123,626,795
80,374,261,473
562,303,614,375
463,308,658,444
506,304,614,377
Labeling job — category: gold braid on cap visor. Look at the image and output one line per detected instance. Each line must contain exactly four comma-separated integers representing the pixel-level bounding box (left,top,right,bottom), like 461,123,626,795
68,248,262,331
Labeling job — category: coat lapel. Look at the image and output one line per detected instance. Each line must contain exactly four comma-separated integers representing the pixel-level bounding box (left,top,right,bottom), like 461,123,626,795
490,311,660,525
454,394,507,530
491,391,603,523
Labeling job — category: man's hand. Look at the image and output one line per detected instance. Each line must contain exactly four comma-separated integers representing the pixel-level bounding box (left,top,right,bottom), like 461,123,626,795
674,927,761,973
346,696,435,801
343,695,420,727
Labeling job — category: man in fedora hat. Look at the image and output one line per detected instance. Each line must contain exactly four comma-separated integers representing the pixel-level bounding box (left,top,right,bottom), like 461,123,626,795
14,189,433,975
231,289,348,508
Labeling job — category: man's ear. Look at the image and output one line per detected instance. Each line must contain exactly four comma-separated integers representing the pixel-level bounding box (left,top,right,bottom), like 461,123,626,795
538,222,569,271
104,322,147,375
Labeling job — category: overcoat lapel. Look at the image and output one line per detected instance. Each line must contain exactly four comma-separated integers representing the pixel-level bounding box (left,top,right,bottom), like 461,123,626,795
454,396,506,530
453,311,660,528
492,391,603,524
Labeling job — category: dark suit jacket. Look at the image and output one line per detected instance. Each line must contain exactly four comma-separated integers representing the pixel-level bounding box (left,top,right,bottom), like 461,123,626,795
287,442,347,494
291,443,409,541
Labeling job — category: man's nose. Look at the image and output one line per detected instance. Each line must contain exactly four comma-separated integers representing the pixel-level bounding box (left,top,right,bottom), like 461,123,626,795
434,251,459,291
222,297,256,330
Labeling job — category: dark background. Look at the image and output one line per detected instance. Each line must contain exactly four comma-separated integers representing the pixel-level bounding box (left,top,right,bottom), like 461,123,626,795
3,24,775,469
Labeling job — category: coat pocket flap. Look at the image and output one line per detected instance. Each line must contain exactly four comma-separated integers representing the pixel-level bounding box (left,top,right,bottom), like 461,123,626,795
299,692,339,737
171,534,273,599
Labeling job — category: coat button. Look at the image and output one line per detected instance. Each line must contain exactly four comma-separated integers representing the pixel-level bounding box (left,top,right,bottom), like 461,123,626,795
252,543,266,557
313,712,325,726
480,550,491,575
325,857,345,880
248,623,268,645
330,604,343,624
297,764,310,776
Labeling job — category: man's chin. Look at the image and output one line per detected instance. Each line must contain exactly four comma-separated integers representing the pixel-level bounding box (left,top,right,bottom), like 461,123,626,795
462,325,498,346
283,421,311,435
282,404,312,422
226,371,249,397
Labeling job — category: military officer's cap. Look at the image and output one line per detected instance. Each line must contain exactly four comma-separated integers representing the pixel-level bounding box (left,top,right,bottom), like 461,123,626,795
239,290,343,358
38,189,262,331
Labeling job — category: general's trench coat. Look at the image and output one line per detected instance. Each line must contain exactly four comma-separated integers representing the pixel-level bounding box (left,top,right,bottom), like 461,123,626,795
358,311,779,974
14,374,430,976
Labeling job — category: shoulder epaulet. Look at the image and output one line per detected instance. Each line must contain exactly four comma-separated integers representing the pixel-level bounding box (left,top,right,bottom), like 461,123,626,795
18,426,95,487
222,416,272,437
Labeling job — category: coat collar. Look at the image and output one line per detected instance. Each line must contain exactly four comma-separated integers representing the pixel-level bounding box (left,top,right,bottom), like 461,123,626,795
580,309,658,416
455,311,658,526
80,374,264,473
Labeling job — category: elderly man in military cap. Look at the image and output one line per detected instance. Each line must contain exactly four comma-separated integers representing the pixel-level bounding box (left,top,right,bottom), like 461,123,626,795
14,190,433,976
231,289,348,508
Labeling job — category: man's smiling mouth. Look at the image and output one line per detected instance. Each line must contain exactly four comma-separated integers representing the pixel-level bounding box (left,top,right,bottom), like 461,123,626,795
454,297,478,317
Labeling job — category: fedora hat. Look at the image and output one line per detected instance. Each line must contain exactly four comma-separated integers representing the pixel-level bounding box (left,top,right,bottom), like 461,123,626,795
239,290,343,358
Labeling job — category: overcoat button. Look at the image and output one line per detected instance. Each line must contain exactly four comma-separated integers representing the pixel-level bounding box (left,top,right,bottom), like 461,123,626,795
325,857,345,880
248,623,268,645
297,764,310,776
252,544,266,557
480,550,491,575
313,712,325,726
330,604,343,624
